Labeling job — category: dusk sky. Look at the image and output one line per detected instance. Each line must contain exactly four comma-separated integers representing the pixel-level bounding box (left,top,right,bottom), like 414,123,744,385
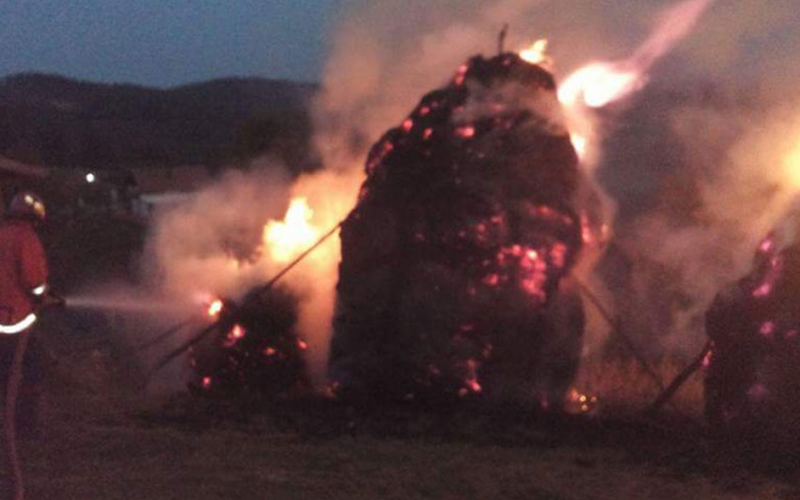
0,0,343,87
1,1,796,89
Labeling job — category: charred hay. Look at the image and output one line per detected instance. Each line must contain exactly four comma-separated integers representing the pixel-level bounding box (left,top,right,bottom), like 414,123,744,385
188,287,311,398
705,234,800,446
329,53,589,407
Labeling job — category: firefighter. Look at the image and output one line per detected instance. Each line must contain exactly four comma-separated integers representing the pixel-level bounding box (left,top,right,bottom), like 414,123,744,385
0,191,48,335
0,191,52,500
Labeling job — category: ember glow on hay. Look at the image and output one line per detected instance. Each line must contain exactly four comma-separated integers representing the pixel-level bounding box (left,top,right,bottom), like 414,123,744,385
327,51,588,404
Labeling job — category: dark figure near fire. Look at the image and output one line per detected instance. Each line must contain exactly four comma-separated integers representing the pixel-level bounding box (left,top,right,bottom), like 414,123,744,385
329,52,591,408
705,233,800,444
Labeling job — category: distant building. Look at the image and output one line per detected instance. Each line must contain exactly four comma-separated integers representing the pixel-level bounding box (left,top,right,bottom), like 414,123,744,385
0,158,216,218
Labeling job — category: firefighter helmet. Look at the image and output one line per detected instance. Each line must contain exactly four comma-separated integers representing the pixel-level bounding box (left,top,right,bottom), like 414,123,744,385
8,191,46,222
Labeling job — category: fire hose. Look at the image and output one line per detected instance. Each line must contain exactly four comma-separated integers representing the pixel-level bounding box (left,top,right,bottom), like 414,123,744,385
4,328,29,500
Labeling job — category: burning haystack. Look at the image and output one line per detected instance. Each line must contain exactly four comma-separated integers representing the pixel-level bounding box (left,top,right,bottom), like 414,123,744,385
705,234,800,441
329,52,589,407
188,288,311,398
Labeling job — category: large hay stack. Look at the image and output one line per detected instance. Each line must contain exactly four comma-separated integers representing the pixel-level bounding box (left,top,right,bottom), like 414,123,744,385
329,52,588,407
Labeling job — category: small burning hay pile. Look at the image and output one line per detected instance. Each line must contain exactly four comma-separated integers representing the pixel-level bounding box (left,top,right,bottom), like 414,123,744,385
329,52,588,406
187,287,311,398
705,234,800,442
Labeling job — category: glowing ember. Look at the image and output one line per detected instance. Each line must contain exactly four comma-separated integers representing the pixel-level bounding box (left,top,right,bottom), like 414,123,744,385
752,283,772,298
455,126,476,138
202,376,212,389
222,324,246,347
549,242,568,268
519,39,552,69
759,321,775,337
207,299,223,318
463,359,482,394
483,273,500,286
758,235,775,253
454,64,468,86
263,197,320,263
702,347,713,367
231,325,245,339
565,387,599,414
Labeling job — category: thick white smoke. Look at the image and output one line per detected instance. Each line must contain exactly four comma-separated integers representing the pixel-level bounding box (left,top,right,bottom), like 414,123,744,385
144,158,360,387
145,165,293,298
146,0,800,390
610,0,800,355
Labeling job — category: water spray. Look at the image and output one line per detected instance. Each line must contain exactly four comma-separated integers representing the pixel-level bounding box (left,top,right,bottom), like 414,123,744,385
63,294,191,315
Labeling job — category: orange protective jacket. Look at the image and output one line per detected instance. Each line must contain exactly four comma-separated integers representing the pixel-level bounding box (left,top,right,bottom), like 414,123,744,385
0,219,47,329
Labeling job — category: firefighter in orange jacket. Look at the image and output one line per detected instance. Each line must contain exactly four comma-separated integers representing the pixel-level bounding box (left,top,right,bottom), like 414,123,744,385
0,191,52,500
0,191,48,334
0,190,52,421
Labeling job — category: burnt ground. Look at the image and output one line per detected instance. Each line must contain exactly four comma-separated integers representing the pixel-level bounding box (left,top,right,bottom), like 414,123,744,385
9,373,800,500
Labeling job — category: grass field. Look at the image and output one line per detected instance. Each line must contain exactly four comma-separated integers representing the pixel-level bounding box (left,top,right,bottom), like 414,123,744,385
4,312,796,500
8,382,797,500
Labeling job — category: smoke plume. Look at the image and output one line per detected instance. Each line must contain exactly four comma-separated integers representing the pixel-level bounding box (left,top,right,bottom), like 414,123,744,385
145,0,800,389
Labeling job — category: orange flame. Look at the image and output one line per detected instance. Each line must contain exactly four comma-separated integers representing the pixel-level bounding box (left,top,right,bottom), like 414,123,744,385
263,197,321,263
560,0,713,110
559,62,641,109
569,133,588,160
783,141,800,191
557,0,714,164
519,39,552,69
